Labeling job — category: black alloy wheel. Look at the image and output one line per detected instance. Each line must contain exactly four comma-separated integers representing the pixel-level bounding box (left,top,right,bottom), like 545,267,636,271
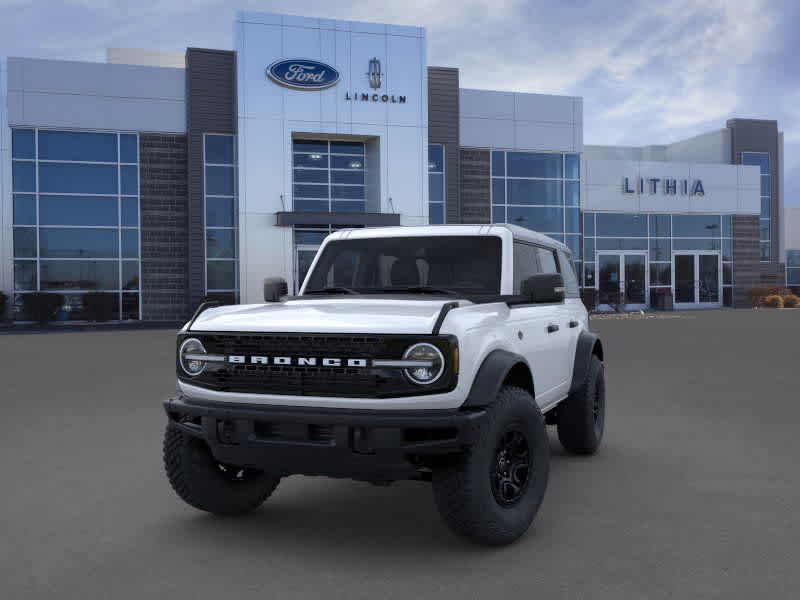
490,428,532,506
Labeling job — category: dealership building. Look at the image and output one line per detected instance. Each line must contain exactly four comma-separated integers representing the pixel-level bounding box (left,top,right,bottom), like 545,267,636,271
0,10,794,321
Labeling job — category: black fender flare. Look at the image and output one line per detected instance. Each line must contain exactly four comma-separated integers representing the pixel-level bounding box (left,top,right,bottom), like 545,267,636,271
462,349,534,408
569,330,604,395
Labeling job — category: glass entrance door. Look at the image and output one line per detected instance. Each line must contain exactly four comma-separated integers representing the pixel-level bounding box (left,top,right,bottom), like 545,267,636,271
596,252,648,311
672,252,721,308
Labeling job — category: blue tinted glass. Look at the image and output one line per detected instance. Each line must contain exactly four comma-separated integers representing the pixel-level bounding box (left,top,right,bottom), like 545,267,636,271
583,213,595,236
330,141,364,155
120,134,138,163
565,234,580,260
38,131,117,162
492,206,505,224
584,238,595,261
332,170,364,185
721,215,732,237
545,233,564,242
123,261,139,290
40,228,118,258
649,238,671,261
331,155,363,169
428,145,444,172
506,206,563,233
40,260,119,290
565,181,579,206
294,184,328,199
206,166,234,195
207,229,236,258
294,199,329,212
122,229,139,258
294,153,329,168
293,140,328,154
741,152,769,174
207,260,236,290
596,238,647,250
294,169,328,183
649,214,671,237
206,197,234,227
205,135,234,164
565,154,580,179
787,251,800,268
294,230,327,245
12,161,36,192
760,175,770,196
331,185,364,200
492,179,505,205
39,163,118,194
121,165,138,195
507,152,562,178
429,202,444,224
673,238,721,251
507,180,562,205
14,227,37,257
14,261,37,291
491,151,505,177
650,264,671,286
584,262,595,286
595,213,647,237
13,194,36,225
12,129,35,159
789,268,800,285
429,174,443,204
760,242,770,261
673,214,721,237
40,195,118,226
722,238,732,261
759,220,770,240
565,207,580,233
121,198,138,226
331,201,365,213
761,197,770,218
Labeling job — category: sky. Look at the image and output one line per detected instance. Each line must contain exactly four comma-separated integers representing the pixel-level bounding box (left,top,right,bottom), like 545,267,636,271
1,0,798,205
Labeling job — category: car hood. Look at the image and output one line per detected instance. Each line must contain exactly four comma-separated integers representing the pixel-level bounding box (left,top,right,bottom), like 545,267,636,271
188,297,469,335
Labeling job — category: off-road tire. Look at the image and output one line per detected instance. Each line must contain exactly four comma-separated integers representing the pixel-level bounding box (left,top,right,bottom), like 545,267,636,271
163,425,281,516
557,355,605,455
432,386,549,546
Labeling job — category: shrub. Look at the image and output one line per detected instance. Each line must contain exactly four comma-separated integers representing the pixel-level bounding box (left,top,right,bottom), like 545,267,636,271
782,294,799,308
762,295,784,309
0,291,7,321
83,292,118,322
22,292,64,324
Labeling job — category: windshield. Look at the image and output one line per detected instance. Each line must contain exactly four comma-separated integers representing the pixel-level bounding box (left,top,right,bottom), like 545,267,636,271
302,235,502,296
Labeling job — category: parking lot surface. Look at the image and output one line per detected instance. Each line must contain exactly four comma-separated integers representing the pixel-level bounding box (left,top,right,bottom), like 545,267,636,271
2,309,799,599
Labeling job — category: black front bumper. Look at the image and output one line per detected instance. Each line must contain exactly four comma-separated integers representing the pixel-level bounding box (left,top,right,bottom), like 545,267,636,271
163,396,486,482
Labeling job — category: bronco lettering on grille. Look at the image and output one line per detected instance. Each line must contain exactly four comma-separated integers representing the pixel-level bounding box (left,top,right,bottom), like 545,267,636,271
227,355,368,368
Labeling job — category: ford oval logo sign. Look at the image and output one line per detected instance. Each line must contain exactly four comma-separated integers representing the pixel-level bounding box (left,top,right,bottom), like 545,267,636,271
267,59,340,90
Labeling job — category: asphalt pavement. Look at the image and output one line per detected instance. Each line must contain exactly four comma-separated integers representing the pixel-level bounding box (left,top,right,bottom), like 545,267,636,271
1,309,799,599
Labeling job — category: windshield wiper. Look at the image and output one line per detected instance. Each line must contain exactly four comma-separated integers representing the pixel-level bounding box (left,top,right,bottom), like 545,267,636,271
380,286,459,296
304,286,359,295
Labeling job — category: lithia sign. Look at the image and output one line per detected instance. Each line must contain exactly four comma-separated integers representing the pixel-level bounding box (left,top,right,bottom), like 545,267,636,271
267,57,407,103
623,177,705,196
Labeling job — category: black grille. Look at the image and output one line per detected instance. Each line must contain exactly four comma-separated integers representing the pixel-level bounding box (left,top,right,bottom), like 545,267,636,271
179,333,457,398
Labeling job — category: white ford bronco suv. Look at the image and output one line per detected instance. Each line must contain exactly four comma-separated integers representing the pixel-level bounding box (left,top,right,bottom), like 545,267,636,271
163,224,605,545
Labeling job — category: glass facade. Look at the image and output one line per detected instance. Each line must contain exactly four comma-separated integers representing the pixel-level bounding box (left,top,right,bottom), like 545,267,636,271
428,144,444,224
787,250,800,288
491,150,581,273
204,134,238,303
742,152,770,261
11,128,141,320
292,140,365,213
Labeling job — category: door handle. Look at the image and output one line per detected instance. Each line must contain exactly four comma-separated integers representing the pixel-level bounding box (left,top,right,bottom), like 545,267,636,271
569,320,579,328
547,323,559,333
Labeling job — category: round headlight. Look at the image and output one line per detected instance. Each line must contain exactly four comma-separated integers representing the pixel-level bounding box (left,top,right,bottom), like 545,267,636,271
179,337,207,376
403,343,445,385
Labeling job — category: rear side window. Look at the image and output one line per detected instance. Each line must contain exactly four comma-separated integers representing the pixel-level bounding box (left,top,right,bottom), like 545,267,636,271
536,247,560,275
513,242,541,293
557,249,580,298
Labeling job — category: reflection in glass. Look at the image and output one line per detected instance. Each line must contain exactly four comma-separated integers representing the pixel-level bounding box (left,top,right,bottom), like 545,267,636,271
39,163,118,194
38,130,117,162
39,228,118,258
40,195,118,226
40,261,119,290
207,260,236,290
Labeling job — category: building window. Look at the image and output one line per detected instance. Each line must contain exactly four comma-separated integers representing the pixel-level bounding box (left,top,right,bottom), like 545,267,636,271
204,134,238,303
11,128,141,321
428,144,445,224
292,140,365,213
787,250,800,290
491,150,581,274
741,152,770,261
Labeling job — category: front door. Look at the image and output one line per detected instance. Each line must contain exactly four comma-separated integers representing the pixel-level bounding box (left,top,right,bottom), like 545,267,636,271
672,252,721,309
596,252,648,311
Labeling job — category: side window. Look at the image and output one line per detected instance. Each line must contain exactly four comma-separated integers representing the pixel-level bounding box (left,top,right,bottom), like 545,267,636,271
557,249,580,298
536,247,560,274
513,241,540,293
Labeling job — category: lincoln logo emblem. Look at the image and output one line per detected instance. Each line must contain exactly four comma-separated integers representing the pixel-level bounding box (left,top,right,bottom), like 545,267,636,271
367,57,382,89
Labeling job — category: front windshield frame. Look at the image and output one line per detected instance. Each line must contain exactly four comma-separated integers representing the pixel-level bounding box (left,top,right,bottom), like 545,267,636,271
300,234,504,298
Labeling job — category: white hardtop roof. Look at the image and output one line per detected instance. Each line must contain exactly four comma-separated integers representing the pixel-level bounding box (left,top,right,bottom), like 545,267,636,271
327,224,570,253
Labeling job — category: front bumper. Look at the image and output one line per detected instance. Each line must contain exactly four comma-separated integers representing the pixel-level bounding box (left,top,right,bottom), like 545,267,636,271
163,396,487,482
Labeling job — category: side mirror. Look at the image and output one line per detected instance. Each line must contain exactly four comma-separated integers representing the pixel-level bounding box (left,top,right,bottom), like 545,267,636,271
521,273,565,304
263,277,288,302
